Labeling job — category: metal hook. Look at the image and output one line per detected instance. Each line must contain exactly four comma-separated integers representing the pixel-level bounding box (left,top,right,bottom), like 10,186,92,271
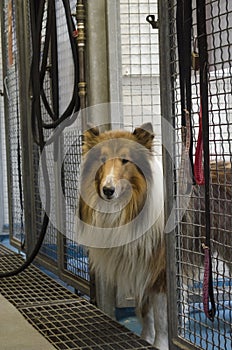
146,15,159,29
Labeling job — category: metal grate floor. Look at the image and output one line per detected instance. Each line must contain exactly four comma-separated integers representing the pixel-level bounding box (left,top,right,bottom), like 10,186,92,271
0,245,156,349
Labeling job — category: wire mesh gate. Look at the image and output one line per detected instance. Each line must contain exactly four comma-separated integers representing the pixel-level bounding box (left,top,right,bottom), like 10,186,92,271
0,0,90,295
160,0,232,349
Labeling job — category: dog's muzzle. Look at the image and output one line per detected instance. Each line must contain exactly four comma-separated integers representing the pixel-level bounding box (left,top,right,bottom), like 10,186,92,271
102,185,115,199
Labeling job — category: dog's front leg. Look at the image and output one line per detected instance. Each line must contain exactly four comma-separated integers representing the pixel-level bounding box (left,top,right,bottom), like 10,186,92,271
153,292,169,350
140,304,155,345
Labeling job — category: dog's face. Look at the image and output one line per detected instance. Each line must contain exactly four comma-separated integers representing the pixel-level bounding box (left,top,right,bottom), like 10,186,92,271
81,123,154,204
96,140,142,201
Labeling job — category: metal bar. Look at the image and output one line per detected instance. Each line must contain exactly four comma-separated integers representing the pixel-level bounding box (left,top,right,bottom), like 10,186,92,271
85,0,111,129
0,47,4,232
74,0,95,302
76,0,87,128
15,1,36,256
84,0,115,317
106,0,123,129
158,0,180,349
0,19,4,232
0,0,14,247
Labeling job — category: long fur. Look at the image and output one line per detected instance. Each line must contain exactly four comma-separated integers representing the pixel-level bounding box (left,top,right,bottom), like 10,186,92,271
77,123,231,350
78,125,166,307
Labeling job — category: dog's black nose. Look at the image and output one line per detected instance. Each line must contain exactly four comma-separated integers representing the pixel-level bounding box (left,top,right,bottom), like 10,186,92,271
103,186,115,198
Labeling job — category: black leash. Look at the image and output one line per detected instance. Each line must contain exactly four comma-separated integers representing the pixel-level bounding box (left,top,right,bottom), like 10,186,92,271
176,0,195,186
196,0,216,322
176,0,216,322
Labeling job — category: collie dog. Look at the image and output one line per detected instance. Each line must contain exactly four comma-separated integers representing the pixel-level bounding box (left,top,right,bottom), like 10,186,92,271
77,123,168,349
76,122,231,349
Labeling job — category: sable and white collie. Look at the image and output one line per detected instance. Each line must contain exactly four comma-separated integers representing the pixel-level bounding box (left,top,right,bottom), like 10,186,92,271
77,123,168,349
76,121,232,350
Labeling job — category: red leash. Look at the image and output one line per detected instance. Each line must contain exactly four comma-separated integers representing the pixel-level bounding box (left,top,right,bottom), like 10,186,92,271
202,244,216,321
194,101,216,321
194,101,205,185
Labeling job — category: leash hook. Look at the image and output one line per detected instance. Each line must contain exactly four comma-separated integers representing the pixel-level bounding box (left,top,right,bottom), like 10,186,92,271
146,15,159,29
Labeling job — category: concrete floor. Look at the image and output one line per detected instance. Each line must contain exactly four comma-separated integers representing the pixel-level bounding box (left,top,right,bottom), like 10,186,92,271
0,294,56,350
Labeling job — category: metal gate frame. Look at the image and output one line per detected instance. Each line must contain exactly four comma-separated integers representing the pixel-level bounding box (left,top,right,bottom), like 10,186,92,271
159,1,232,349
0,0,91,296
0,0,32,250
158,1,180,349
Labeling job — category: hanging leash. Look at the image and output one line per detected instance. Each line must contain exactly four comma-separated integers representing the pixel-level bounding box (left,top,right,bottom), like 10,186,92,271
176,0,195,187
179,110,192,194
194,100,205,185
202,243,215,321
177,0,216,321
196,0,216,321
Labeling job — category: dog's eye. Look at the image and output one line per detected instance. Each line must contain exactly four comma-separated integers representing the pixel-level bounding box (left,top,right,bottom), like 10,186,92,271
100,156,107,164
122,158,129,165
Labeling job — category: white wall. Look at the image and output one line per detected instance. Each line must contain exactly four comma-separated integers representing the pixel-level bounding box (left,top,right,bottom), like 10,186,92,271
119,0,162,155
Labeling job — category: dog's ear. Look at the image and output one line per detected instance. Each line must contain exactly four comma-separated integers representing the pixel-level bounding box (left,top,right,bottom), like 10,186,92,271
85,123,100,137
133,122,154,150
82,124,100,153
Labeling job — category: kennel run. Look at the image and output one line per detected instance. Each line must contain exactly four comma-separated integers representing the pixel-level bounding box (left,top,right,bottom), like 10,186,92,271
0,1,231,350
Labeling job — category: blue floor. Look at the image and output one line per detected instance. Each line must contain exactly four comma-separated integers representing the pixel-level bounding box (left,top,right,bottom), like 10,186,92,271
118,314,142,336
184,302,232,350
115,307,141,336
0,234,19,253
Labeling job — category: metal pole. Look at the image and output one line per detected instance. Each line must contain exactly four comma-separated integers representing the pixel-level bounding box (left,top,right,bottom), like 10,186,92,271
15,1,35,255
0,22,4,232
75,0,87,130
0,0,14,246
106,0,123,129
158,0,179,349
85,0,110,130
83,0,115,318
